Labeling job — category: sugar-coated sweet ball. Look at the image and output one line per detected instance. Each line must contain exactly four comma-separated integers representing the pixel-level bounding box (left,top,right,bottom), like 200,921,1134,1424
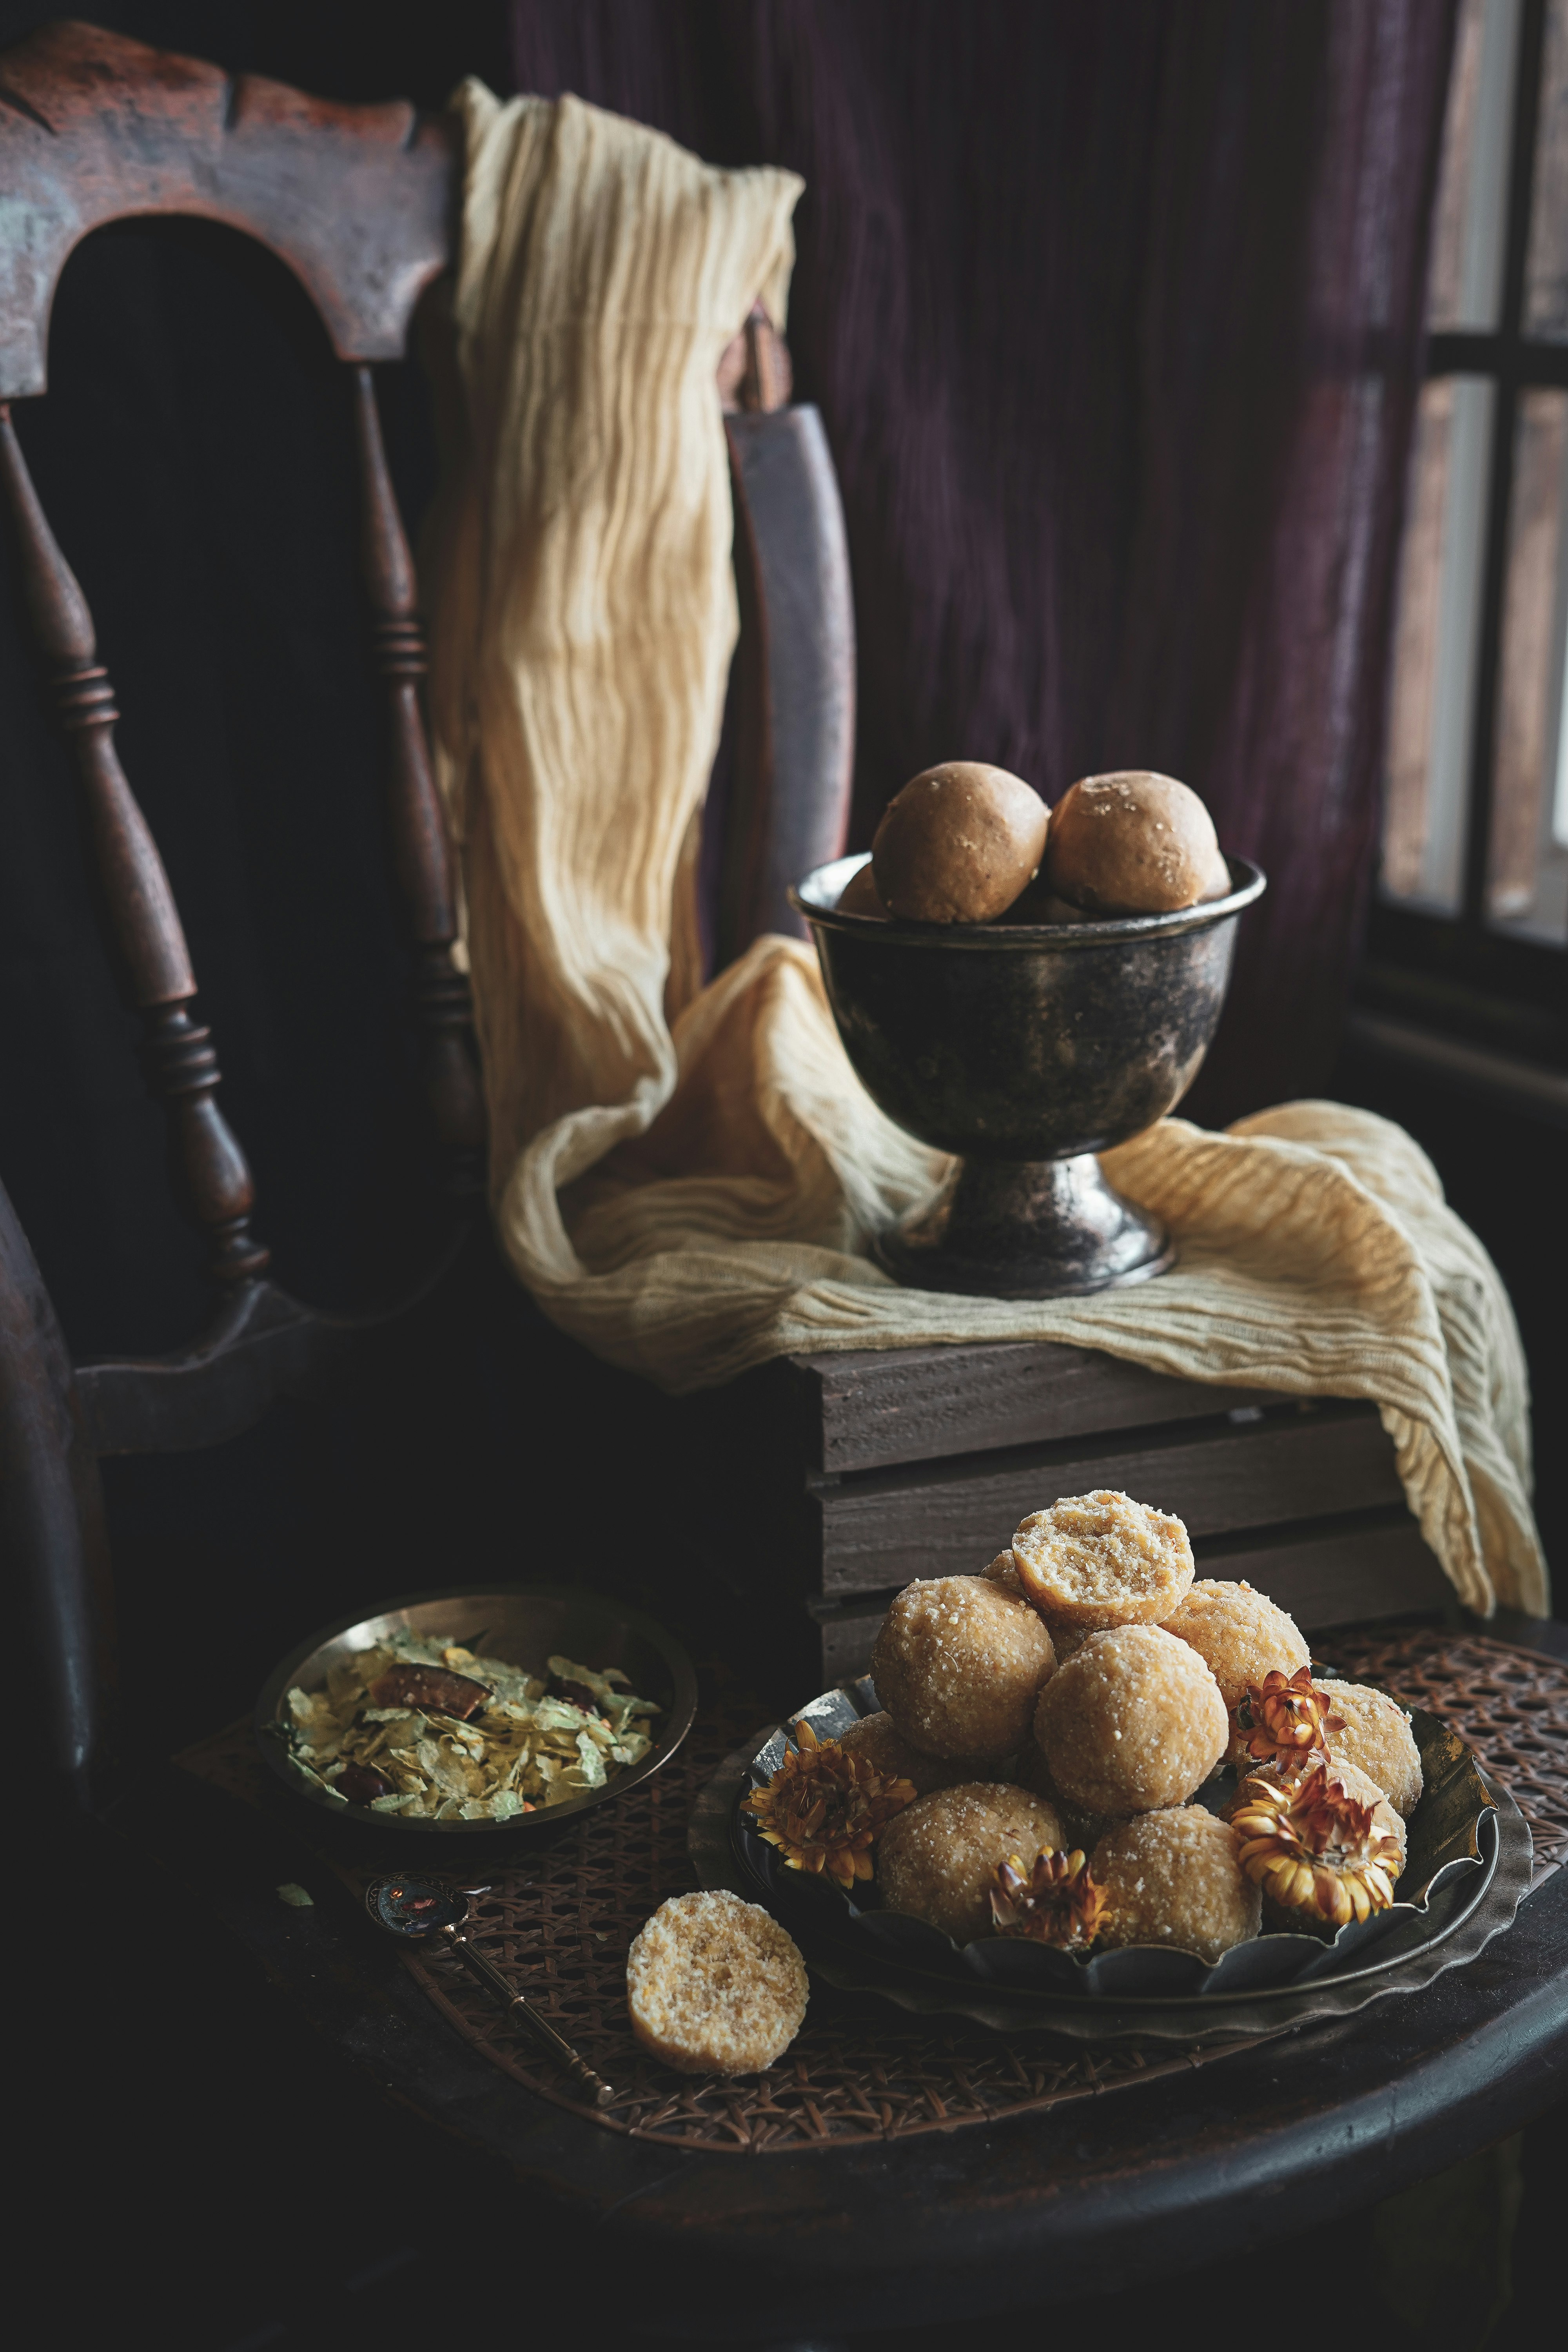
1048,1622,1094,1663
1240,1753,1408,1877
1046,770,1229,915
1034,1625,1228,1815
982,1548,1096,1664
981,1548,1024,1596
626,1891,808,2074
1160,1579,1310,1759
1012,1490,1194,1629
1007,1739,1129,1853
877,1783,1064,1944
1318,1679,1425,1818
838,1710,1000,1797
1326,1756,1410,1873
872,1575,1056,1759
1093,1808,1261,1965
836,861,887,917
871,762,1049,924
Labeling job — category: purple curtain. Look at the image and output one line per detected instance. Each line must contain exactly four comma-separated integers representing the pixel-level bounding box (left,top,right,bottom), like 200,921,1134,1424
509,0,1456,1122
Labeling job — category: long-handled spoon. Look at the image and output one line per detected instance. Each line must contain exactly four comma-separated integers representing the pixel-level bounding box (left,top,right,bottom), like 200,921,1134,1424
366,1875,616,2108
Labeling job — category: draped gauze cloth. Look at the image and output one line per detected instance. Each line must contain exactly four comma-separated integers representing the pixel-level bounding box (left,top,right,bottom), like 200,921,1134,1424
428,88,1547,1624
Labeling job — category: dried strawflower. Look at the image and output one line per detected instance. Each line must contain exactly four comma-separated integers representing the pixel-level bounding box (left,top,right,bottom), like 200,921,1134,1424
1235,1666,1342,1767
1230,1761,1403,1930
744,1720,916,1892
988,1846,1110,1950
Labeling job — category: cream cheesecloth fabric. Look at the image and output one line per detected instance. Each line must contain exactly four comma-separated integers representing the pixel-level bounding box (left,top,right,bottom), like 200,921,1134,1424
426,88,1547,1622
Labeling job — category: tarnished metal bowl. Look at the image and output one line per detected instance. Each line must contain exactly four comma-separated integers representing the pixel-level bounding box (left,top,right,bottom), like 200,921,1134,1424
254,1584,697,1855
790,852,1266,1298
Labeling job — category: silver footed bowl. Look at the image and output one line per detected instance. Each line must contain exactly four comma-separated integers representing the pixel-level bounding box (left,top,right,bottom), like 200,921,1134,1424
789,851,1265,1299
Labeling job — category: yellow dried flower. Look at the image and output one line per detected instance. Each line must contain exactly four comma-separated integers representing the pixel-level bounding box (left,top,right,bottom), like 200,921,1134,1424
744,1720,916,1893
1230,1760,1403,1930
988,1846,1110,1950
1235,1666,1343,1766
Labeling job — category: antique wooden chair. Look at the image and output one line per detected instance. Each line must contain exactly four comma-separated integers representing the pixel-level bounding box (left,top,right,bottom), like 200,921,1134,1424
0,19,854,1808
3,22,1563,2341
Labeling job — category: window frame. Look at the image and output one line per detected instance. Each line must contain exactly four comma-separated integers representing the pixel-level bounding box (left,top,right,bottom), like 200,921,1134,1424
1368,0,1567,1036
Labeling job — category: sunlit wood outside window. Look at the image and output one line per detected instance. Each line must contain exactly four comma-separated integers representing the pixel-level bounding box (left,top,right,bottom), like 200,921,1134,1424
1382,0,1568,960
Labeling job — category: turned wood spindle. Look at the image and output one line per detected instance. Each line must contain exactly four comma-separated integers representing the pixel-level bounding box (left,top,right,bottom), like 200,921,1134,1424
350,365,486,1169
0,403,268,1286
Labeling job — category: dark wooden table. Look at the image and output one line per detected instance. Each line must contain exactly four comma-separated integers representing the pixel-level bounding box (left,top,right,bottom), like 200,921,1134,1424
124,1708,1568,2344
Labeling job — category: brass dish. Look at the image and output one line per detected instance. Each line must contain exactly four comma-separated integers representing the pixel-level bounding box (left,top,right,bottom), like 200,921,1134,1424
255,1583,697,1854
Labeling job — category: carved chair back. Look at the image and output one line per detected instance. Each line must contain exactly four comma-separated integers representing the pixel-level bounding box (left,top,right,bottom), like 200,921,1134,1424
0,22,855,1807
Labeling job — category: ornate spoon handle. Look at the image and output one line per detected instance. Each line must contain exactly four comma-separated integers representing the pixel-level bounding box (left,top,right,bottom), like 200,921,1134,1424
437,1921,617,2108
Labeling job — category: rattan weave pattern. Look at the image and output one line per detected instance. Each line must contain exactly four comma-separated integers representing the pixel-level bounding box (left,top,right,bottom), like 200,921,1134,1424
395,1708,1274,2151
181,1627,1566,2154
1323,1627,1567,1888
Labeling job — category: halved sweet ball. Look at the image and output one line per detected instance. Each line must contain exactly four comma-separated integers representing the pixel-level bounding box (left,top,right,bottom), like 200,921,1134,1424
1012,1490,1194,1629
871,762,1048,923
1318,1679,1425,1819
1034,1624,1228,1815
1160,1579,1310,1761
835,861,887,917
871,1575,1057,1759
877,1783,1065,1944
1046,770,1228,915
1093,1807,1261,1965
626,1891,808,2075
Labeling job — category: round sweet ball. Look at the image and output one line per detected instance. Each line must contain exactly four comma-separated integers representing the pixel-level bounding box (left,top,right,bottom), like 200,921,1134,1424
1046,770,1227,915
871,762,1048,924
878,1783,1064,1945
1232,1753,1408,1890
1012,1490,1194,1629
996,874,1098,924
1047,1622,1094,1664
980,1548,1024,1597
1319,1679,1425,1819
980,1553,1101,1666
1034,1625,1228,1815
626,1891,808,2075
836,861,887,918
872,1575,1056,1759
838,1710,997,1797
1325,1756,1410,1873
1093,1808,1261,1965
1007,1739,1129,1853
1160,1579,1310,1759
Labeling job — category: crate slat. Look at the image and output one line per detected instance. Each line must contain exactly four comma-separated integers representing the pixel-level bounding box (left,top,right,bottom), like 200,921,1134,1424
792,1341,1276,1475
812,1402,1404,1595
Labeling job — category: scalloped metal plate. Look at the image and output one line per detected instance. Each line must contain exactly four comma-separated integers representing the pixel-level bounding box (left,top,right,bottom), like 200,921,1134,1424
688,1673,1531,2041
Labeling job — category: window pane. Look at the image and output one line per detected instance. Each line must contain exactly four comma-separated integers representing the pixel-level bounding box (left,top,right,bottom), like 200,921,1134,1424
1487,388,1568,943
1428,0,1521,332
1383,379,1495,912
1525,0,1568,337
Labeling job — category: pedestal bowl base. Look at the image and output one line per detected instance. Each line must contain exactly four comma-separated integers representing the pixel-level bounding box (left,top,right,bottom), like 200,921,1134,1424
873,1152,1174,1299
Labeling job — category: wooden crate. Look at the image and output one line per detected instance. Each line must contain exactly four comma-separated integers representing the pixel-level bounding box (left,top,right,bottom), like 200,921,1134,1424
694,1339,1454,1687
